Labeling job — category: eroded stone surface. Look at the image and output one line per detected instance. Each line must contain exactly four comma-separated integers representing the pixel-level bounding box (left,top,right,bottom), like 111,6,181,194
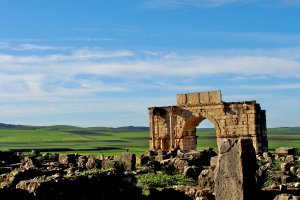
214,138,257,200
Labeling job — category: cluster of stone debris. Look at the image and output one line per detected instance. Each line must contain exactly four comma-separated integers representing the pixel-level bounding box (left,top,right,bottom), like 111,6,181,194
0,151,142,200
256,147,300,199
0,146,299,200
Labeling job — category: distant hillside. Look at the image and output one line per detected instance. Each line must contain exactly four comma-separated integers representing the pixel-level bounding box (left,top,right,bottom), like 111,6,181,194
0,123,299,133
268,127,300,134
0,123,149,132
0,123,38,130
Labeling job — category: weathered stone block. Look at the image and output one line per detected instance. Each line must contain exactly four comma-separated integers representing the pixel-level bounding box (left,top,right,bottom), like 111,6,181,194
86,157,101,169
199,92,209,104
177,94,187,105
276,147,295,155
187,93,200,105
58,154,75,165
214,138,257,200
198,169,214,188
209,90,222,104
20,157,35,170
114,152,136,170
210,156,218,168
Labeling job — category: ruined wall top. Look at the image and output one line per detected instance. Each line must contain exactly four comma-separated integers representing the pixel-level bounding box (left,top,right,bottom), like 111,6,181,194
176,90,222,106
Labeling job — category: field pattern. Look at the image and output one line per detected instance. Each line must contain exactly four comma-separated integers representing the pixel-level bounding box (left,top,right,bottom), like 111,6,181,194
0,124,299,155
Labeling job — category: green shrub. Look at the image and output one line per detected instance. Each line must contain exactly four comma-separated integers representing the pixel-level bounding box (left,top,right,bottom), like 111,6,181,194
161,163,176,175
136,172,197,190
113,161,126,173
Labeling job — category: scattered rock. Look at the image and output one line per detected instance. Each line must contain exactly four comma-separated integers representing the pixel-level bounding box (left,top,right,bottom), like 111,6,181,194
276,147,295,156
273,193,299,200
198,169,214,189
58,154,75,165
85,157,101,169
20,157,35,170
210,156,218,168
16,178,43,194
174,159,189,173
77,156,87,169
281,163,290,172
281,175,292,184
285,155,295,164
183,166,196,179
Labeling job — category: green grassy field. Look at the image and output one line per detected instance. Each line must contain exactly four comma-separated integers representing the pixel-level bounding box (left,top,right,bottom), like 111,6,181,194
196,127,300,152
0,123,299,155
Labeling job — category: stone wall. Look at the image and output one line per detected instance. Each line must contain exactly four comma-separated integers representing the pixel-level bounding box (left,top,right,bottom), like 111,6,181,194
149,91,268,153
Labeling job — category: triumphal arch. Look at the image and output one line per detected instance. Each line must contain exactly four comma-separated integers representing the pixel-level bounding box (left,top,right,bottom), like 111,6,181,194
148,91,268,153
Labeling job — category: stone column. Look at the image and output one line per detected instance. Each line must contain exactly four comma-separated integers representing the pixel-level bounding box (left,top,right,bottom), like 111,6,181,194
149,108,155,150
169,109,174,150
214,138,257,200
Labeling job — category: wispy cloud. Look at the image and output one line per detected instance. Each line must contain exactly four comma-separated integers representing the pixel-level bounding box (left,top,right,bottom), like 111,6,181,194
0,42,70,51
1,47,300,79
231,83,300,90
144,0,250,8
63,37,117,42
0,49,135,64
1,44,300,126
143,0,300,8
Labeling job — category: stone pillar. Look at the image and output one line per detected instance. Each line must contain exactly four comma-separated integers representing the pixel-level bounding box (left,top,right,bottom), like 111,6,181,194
169,111,173,150
214,138,257,200
149,108,155,150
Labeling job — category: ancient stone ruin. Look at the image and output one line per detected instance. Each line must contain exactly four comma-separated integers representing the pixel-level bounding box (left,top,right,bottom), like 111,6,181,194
148,90,268,153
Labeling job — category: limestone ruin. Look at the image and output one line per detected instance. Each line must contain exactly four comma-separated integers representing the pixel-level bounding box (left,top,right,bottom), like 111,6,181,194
148,90,268,153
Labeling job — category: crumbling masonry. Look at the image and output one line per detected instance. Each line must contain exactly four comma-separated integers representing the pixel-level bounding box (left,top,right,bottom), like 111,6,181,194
149,91,268,153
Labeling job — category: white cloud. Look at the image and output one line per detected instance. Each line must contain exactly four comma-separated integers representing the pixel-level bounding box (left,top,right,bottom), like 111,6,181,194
1,46,300,126
63,37,117,42
144,0,251,8
0,49,135,64
231,83,300,90
143,0,300,8
0,74,44,94
0,42,70,51
1,48,300,79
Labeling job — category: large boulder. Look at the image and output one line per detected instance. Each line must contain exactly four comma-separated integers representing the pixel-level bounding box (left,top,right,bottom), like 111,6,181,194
174,159,189,173
58,154,75,165
198,169,214,189
114,152,136,171
214,138,257,200
183,166,201,180
20,157,35,170
273,193,300,200
16,178,43,194
275,147,295,156
85,157,101,169
77,156,87,169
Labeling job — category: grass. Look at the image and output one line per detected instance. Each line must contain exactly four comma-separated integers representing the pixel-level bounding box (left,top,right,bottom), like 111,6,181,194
0,126,149,155
0,125,299,155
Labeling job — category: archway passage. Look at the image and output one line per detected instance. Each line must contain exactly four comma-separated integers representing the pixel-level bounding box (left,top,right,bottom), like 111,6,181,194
196,119,217,150
149,91,268,153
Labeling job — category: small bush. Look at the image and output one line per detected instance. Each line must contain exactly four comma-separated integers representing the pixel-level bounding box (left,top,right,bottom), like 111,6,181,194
113,161,126,173
161,163,176,175
136,172,197,190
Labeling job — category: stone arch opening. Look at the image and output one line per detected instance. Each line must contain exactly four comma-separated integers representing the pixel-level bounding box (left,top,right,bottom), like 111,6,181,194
149,91,268,153
196,119,217,149
181,115,219,150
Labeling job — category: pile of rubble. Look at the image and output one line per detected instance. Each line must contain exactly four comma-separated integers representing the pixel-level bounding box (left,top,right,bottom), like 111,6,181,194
0,147,299,200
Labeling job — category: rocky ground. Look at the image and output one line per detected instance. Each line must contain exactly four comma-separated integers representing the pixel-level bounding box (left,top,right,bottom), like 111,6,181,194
0,147,299,200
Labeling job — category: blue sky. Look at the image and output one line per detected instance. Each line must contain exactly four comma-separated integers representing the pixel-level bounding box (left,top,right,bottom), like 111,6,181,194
0,0,300,127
